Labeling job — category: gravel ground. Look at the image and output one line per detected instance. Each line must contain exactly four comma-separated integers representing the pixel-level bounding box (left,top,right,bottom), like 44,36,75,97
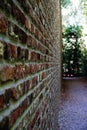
58,78,87,130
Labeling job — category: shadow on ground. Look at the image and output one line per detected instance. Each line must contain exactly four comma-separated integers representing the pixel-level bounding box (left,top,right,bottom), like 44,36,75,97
58,78,87,130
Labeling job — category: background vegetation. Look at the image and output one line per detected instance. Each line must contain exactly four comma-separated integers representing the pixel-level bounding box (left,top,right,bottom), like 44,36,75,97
61,0,87,77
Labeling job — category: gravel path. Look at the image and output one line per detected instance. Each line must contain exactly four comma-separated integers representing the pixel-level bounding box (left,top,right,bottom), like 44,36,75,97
58,78,87,130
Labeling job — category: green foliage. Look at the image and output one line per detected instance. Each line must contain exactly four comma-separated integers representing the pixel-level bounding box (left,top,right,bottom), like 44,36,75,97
82,0,87,10
62,25,83,76
81,48,87,76
61,0,71,7
80,0,87,19
62,0,87,77
63,25,82,38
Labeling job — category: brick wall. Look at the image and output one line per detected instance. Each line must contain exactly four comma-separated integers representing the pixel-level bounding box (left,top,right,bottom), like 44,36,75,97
0,0,61,130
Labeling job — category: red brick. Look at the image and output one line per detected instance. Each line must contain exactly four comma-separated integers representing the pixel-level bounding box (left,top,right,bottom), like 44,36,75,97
0,95,4,110
9,44,17,59
25,18,29,29
30,110,39,128
32,77,37,87
35,110,39,119
35,18,39,25
13,6,25,25
35,64,39,72
25,18,31,31
30,119,35,129
39,32,41,40
27,125,32,130
15,64,25,80
29,9,34,18
42,72,45,79
30,64,36,74
0,13,8,34
35,29,39,38
25,65,31,75
32,39,37,48
21,98,28,113
31,52,38,62
27,36,32,47
26,80,30,91
31,24,34,34
10,88,18,100
32,1,37,9
10,106,20,126
34,89,39,96
0,66,14,81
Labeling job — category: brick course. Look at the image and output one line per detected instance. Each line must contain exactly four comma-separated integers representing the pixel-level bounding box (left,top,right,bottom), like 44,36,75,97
0,0,61,130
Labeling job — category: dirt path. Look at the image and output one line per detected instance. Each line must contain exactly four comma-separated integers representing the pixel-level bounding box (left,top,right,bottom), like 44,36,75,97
58,78,87,130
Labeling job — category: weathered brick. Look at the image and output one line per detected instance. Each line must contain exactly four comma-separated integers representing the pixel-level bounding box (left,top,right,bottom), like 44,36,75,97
10,88,18,100
30,64,36,74
32,38,37,48
15,64,25,80
25,65,31,75
25,18,29,29
26,80,30,91
0,94,4,110
35,29,39,38
31,52,38,62
27,124,32,130
10,106,20,126
21,98,28,114
0,13,8,34
27,36,32,47
0,66,14,81
13,5,26,25
31,24,35,34
29,9,33,18
32,76,37,87
0,1,61,130
9,44,17,59
30,110,39,128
